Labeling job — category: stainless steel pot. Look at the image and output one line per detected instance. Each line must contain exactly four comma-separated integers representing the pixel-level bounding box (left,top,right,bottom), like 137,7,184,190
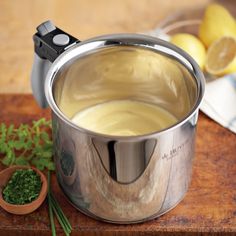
31,21,205,223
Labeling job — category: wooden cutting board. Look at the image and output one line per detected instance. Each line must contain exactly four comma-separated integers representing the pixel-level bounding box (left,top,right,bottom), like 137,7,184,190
0,94,235,236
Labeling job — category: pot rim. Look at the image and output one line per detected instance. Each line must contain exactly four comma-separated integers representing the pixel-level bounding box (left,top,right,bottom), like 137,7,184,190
45,33,205,140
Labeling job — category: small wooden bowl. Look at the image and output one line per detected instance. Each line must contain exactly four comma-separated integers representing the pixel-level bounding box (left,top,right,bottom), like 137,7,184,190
0,166,47,215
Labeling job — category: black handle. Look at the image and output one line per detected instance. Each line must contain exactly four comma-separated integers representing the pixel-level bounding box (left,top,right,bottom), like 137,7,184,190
33,20,79,62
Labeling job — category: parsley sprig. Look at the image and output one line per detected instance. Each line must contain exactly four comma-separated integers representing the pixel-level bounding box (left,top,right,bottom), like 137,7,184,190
0,118,55,171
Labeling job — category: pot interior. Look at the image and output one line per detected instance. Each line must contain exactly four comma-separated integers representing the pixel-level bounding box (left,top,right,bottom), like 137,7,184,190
52,45,198,136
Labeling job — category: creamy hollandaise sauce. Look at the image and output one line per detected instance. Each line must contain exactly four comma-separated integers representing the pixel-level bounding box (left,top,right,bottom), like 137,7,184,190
71,100,178,136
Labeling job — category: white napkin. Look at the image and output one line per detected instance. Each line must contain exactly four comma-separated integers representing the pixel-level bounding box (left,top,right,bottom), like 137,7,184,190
200,74,236,133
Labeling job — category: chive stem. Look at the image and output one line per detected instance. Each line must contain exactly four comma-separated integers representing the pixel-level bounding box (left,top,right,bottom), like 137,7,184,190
51,198,70,236
47,171,56,236
50,193,71,233
50,193,72,231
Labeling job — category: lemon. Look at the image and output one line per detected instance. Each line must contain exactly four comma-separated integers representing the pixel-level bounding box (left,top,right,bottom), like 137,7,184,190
205,36,236,76
170,33,206,69
199,4,236,47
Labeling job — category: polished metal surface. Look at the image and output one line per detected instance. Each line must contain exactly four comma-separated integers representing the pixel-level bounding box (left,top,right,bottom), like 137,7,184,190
44,34,205,223
53,111,197,223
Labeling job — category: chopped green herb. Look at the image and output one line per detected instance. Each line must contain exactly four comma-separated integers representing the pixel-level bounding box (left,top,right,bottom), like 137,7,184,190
3,169,42,205
0,118,55,171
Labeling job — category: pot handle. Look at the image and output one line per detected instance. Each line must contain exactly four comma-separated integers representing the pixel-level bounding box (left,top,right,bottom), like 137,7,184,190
31,20,79,108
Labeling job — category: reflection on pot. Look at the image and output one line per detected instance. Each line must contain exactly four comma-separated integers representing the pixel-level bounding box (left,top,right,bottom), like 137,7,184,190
60,149,75,177
57,136,77,186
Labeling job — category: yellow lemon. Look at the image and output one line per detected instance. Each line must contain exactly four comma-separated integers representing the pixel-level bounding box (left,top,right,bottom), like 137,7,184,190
170,33,206,69
205,36,236,76
199,4,236,47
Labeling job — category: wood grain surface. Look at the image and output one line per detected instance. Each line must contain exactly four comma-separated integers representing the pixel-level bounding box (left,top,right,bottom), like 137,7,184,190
0,0,215,94
2,0,236,95
0,94,235,236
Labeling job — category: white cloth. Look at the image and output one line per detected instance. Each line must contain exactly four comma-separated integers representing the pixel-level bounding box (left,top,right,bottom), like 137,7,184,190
200,74,236,133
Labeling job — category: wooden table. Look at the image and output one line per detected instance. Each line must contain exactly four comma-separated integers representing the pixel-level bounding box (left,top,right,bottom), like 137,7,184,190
5,0,236,94
0,0,214,93
0,94,235,236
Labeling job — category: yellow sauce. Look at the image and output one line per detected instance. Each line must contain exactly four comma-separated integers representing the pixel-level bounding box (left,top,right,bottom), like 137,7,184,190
71,100,177,136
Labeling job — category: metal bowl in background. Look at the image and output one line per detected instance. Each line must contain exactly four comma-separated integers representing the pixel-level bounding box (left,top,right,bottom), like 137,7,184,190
154,0,236,36
148,3,236,82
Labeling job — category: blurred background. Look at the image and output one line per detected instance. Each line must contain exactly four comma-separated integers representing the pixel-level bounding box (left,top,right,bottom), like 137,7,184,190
0,0,233,93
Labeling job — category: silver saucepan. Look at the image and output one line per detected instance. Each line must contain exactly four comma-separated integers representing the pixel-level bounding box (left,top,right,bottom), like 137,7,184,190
31,21,205,223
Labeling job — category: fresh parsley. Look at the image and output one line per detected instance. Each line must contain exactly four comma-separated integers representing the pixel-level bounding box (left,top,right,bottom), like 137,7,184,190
0,118,55,171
